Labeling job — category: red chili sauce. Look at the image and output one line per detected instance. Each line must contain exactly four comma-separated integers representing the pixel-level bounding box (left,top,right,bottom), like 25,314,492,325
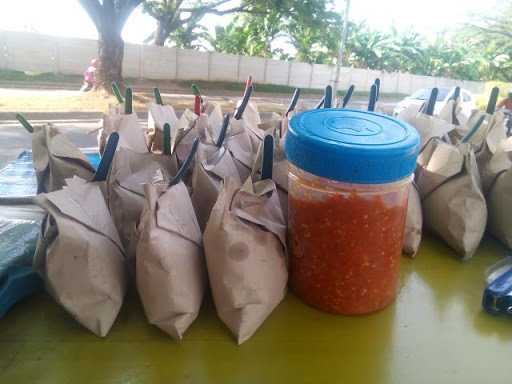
289,192,407,315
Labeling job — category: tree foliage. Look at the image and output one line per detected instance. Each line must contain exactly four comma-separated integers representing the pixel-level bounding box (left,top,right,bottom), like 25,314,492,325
207,0,512,82
142,0,252,46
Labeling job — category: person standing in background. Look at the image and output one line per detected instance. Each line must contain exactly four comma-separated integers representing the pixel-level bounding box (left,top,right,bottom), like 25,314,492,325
80,59,98,92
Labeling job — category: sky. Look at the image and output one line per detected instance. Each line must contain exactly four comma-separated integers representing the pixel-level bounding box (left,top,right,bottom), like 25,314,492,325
0,0,502,45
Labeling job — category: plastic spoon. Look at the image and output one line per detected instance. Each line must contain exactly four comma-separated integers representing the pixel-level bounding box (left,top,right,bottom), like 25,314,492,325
286,88,301,116
163,123,171,156
169,138,199,187
342,85,355,108
374,78,381,101
124,88,133,115
315,96,325,109
261,135,274,181
112,82,124,104
486,87,500,115
324,85,333,109
191,83,202,115
461,88,500,143
451,86,461,125
461,115,486,143
216,113,230,147
93,132,119,182
425,88,438,116
16,113,34,133
368,84,377,112
234,84,253,120
244,75,253,94
153,87,164,106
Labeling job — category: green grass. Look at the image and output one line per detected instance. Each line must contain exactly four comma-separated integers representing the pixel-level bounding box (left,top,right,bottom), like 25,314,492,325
0,69,82,83
0,69,406,99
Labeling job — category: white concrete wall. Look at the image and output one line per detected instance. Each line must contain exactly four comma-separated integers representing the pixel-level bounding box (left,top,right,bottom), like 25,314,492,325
265,59,289,85
57,36,97,75
310,64,332,89
141,45,176,80
239,56,265,83
210,52,238,81
0,30,487,95
289,62,312,88
122,43,141,78
176,48,209,80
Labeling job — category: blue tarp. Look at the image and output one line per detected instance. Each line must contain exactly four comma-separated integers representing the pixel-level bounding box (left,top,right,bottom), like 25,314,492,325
0,151,100,199
0,149,101,277
0,150,101,317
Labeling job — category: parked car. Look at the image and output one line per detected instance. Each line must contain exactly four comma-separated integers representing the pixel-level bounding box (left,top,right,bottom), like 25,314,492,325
393,87,476,119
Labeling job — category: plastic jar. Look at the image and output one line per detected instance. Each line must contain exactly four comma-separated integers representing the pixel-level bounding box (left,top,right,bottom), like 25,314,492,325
284,109,420,315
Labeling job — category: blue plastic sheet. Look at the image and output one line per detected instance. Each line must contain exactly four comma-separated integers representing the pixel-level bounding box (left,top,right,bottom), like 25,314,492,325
0,149,100,275
0,150,100,317
0,206,44,280
0,150,100,199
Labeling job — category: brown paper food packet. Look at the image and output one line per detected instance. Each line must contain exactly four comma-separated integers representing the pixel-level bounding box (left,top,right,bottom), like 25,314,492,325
438,98,469,127
417,140,487,259
252,124,290,219
146,102,179,153
98,104,122,154
136,182,205,339
403,183,423,257
477,135,512,248
99,111,148,154
400,112,455,149
33,177,126,337
190,141,241,231
488,167,512,248
107,148,178,264
204,176,287,344
171,109,200,163
465,111,505,151
203,101,224,127
475,111,508,193
246,112,281,150
224,119,256,181
241,101,261,130
32,124,95,193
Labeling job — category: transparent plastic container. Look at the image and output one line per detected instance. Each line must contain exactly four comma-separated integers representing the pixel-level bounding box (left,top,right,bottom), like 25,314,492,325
284,109,420,315
288,164,410,314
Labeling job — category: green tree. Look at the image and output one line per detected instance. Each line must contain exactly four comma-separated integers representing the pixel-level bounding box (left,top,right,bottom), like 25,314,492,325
142,1,249,46
79,0,142,89
466,0,512,81
285,1,341,64
212,0,340,64
210,7,284,57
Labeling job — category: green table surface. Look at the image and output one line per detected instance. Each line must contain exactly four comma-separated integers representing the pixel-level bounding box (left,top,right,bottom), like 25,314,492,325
1,235,512,384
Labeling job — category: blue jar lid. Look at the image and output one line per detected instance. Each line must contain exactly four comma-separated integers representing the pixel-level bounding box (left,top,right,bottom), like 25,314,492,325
285,109,420,184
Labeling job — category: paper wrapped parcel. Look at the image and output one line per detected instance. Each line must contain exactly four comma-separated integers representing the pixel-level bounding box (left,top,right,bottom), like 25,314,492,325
190,137,242,231
33,177,127,337
416,140,487,259
32,124,95,193
204,176,287,344
107,147,177,264
99,108,148,154
136,182,205,340
403,183,423,257
477,130,512,248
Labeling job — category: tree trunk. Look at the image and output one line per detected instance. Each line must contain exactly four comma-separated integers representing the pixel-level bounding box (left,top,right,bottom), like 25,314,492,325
96,30,124,91
154,21,168,46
